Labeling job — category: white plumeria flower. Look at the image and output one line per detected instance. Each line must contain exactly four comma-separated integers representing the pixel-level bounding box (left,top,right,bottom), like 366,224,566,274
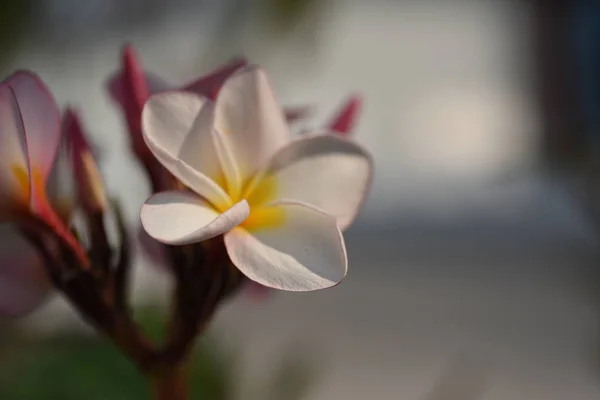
140,66,373,291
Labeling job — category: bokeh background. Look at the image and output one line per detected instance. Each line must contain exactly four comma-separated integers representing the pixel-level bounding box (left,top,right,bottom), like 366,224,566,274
3,0,600,398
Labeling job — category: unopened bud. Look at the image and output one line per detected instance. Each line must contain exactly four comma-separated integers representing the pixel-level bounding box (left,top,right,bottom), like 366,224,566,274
63,109,107,213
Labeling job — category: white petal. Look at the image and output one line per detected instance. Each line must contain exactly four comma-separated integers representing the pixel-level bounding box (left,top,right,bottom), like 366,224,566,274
211,129,242,201
142,91,230,206
141,191,249,245
252,134,373,230
177,99,222,179
214,66,290,180
224,201,347,291
177,159,232,208
142,91,207,166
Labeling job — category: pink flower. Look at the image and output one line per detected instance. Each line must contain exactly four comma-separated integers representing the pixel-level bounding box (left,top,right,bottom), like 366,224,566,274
0,71,83,316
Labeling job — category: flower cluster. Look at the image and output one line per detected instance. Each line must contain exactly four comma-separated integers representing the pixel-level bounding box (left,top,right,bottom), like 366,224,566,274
0,44,372,397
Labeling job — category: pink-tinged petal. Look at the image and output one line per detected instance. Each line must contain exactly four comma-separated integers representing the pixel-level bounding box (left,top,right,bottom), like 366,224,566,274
0,226,51,317
252,135,373,230
118,45,150,159
142,91,230,206
4,71,62,184
120,44,149,113
107,45,170,162
0,84,28,215
224,201,347,291
107,45,170,106
63,109,107,213
141,191,249,245
214,66,291,180
326,95,362,137
183,58,248,100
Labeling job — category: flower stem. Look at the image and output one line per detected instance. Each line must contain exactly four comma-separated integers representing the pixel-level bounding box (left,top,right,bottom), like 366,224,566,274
151,367,187,400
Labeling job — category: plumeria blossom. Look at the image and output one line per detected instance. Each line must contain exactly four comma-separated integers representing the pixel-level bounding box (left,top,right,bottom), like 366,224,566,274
0,107,107,317
140,66,373,291
107,45,310,170
0,71,81,316
136,90,364,296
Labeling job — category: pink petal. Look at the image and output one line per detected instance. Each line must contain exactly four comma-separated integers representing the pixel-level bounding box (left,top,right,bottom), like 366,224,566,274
4,70,62,188
182,58,248,100
107,45,171,162
107,48,169,107
326,94,362,137
0,84,28,214
0,227,51,317
108,44,149,108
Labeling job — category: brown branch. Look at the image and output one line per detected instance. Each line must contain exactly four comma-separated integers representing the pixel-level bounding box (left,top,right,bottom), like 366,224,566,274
157,236,240,366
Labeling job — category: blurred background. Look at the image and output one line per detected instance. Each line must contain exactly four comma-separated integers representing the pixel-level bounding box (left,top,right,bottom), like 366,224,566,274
3,0,600,398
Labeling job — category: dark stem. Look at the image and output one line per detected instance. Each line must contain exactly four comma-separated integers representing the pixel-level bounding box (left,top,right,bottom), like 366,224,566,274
22,227,157,373
159,237,242,365
112,200,132,311
88,211,112,276
150,366,187,400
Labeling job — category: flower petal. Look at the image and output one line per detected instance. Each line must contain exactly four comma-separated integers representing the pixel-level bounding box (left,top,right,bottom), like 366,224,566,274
253,135,373,230
141,191,249,245
211,129,242,202
107,44,170,107
4,71,62,183
214,66,290,180
0,225,51,317
183,57,248,100
224,201,347,291
107,45,171,162
142,91,230,206
326,95,362,136
176,98,223,182
0,84,28,214
142,91,207,162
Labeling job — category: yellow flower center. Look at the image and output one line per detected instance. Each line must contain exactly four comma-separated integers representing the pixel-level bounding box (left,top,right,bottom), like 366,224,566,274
214,172,285,232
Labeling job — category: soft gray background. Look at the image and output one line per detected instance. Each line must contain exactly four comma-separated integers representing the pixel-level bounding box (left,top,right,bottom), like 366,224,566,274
10,0,600,398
